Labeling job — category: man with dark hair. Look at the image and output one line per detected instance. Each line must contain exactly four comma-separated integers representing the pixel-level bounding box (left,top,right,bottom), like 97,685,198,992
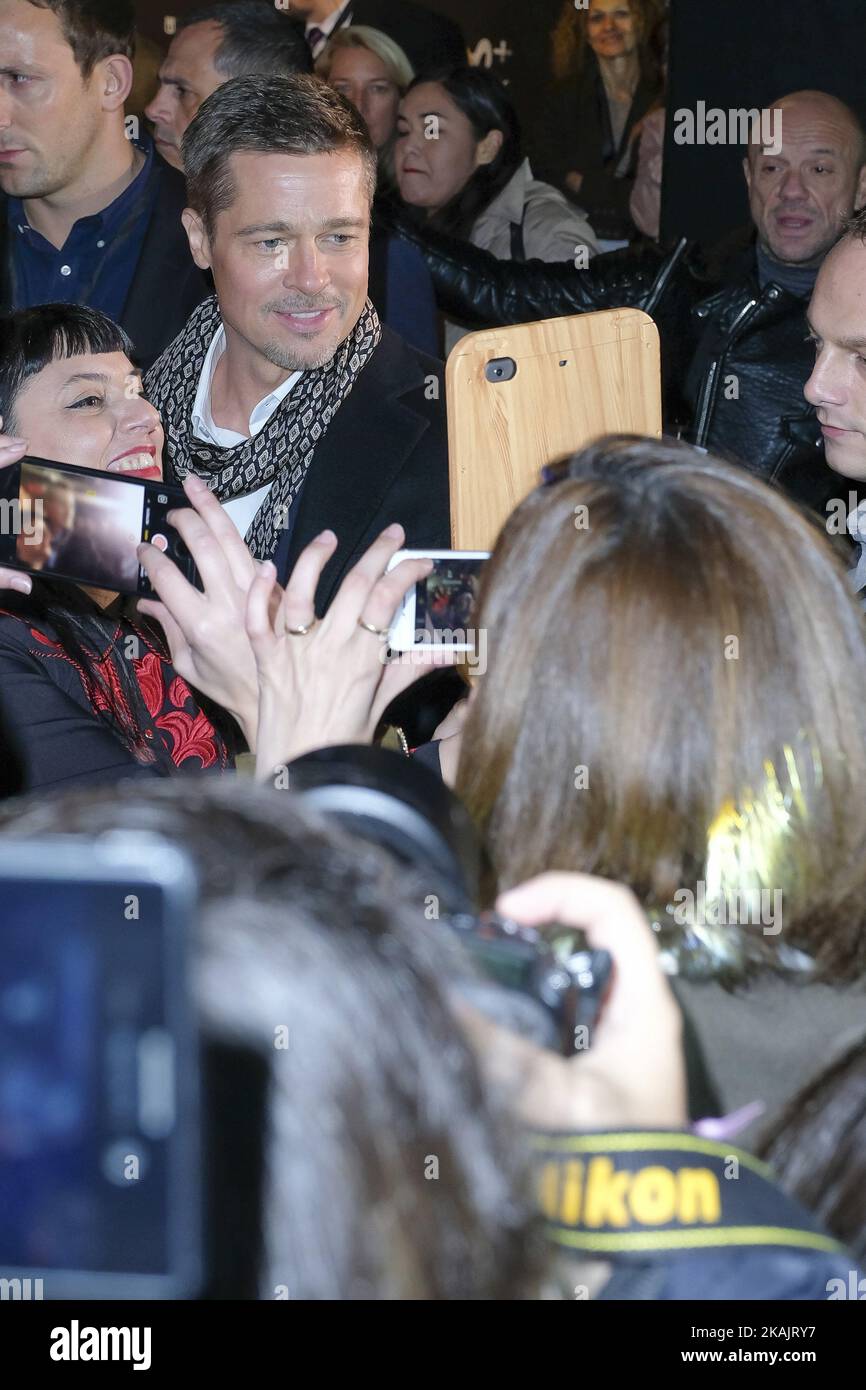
145,0,436,353
0,0,208,367
293,0,465,71
146,0,313,173
143,74,448,611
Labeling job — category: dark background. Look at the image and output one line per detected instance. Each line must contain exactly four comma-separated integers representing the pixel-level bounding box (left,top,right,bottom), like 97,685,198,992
135,0,564,147
135,0,866,246
663,0,866,242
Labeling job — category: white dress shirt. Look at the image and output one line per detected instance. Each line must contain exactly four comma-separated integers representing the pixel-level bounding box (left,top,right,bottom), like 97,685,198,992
190,323,301,538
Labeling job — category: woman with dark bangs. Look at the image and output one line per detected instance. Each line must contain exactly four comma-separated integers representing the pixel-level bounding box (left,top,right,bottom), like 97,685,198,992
0,303,253,794
0,303,435,797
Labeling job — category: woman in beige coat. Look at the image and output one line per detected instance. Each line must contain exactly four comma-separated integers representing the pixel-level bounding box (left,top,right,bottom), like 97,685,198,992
395,66,599,350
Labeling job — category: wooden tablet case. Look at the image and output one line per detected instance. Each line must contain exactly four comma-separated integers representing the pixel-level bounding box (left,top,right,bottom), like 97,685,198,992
446,308,662,550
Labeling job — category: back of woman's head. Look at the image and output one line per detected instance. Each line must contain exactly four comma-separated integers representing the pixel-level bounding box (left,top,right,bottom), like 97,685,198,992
457,435,866,980
0,778,540,1299
407,65,523,237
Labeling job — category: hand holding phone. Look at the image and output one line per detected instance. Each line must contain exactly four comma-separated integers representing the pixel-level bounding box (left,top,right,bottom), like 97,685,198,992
0,454,198,596
136,475,262,748
246,524,444,775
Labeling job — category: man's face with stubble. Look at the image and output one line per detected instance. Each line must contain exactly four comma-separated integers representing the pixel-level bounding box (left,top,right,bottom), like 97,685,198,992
182,148,372,373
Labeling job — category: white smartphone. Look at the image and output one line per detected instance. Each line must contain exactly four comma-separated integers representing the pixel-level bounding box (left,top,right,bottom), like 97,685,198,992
387,550,490,652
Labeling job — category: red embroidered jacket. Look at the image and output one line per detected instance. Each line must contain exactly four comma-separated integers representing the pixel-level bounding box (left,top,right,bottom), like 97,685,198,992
0,606,235,795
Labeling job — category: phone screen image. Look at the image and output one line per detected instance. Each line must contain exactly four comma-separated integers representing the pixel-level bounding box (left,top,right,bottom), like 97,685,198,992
18,460,148,591
415,557,486,638
0,457,196,596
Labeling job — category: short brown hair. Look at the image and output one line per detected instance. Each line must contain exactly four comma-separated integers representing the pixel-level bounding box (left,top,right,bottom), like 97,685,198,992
183,73,377,238
26,0,135,76
457,435,866,981
844,205,866,242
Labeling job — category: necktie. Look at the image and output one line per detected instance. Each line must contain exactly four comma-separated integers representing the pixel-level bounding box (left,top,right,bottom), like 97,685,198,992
307,26,326,56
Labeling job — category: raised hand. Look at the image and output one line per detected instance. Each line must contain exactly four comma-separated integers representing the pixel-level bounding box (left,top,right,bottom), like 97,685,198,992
136,473,262,745
245,522,450,778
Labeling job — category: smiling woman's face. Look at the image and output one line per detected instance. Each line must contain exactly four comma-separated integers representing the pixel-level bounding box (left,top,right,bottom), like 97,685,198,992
11,351,165,481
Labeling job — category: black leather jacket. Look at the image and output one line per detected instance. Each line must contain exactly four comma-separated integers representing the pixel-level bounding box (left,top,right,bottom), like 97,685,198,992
382,209,839,513
684,261,837,512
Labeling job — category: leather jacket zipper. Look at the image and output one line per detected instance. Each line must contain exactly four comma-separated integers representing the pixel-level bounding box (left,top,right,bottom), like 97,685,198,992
642,235,689,316
693,294,760,445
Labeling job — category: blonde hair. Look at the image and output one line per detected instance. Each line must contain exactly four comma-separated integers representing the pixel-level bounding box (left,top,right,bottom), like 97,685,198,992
315,24,414,92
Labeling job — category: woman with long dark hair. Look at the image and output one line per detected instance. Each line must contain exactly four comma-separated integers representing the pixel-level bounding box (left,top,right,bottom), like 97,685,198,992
395,66,598,347
396,65,599,255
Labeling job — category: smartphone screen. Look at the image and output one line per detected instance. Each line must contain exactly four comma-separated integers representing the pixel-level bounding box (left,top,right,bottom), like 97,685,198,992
0,837,201,1298
387,551,490,652
415,557,487,638
0,456,197,596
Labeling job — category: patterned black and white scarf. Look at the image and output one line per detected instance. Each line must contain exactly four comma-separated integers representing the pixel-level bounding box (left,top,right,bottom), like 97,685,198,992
143,294,382,559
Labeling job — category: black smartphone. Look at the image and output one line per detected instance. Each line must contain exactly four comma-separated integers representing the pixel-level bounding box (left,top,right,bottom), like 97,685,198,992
0,455,199,596
0,834,201,1299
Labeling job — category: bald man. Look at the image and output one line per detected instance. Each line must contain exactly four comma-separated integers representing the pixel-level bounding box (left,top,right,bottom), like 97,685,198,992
683,90,866,507
385,88,866,512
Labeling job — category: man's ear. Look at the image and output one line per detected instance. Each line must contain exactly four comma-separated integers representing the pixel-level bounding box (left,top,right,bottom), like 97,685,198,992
182,208,213,271
855,162,866,212
475,128,504,169
742,153,752,193
95,54,134,113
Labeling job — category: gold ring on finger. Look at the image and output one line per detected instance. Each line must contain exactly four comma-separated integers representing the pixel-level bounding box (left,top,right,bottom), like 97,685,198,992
357,616,391,640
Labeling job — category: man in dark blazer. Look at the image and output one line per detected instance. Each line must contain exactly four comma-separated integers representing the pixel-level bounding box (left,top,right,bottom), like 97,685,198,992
270,325,447,610
0,0,208,369
143,74,449,613
298,0,465,72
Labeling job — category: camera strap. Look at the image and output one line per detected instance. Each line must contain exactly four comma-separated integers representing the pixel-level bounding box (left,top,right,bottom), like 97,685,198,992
529,1129,846,1260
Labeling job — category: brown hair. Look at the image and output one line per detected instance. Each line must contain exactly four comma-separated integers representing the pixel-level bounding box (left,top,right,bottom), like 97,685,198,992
25,0,135,77
456,435,866,981
183,73,377,239
550,0,660,83
757,1032,866,1264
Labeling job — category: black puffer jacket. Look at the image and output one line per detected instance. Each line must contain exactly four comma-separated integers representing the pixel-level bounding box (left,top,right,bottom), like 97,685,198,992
382,210,839,513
